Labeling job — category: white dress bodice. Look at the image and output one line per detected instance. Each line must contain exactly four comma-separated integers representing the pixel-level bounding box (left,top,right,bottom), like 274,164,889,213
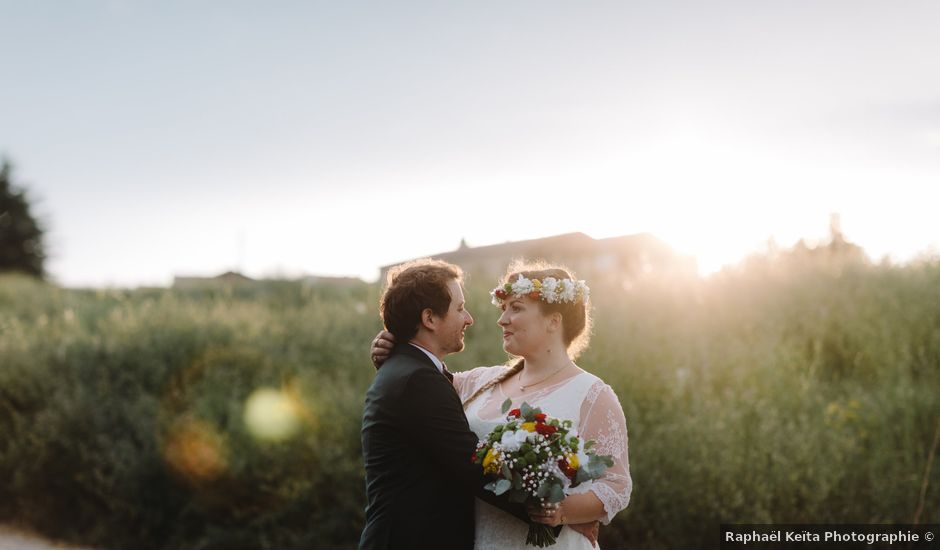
463,367,607,550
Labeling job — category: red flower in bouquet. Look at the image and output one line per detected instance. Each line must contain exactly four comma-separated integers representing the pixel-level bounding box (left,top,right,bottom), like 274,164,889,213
535,423,558,436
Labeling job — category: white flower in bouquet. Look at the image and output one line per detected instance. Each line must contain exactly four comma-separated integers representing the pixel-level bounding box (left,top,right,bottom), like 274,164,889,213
543,459,573,492
500,428,529,452
576,449,590,471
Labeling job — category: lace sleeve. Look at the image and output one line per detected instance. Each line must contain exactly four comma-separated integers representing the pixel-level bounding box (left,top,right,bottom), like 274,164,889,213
453,366,505,402
579,381,632,525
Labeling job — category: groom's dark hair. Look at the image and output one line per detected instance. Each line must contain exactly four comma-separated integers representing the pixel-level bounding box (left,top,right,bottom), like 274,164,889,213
380,259,463,342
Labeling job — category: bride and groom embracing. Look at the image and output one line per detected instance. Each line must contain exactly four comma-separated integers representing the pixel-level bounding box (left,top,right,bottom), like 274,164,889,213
359,259,632,550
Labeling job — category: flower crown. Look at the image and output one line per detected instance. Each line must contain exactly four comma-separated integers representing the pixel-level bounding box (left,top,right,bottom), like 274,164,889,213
490,275,590,306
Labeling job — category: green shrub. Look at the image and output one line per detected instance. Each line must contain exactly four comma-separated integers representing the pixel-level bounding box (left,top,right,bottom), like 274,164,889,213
1,261,938,549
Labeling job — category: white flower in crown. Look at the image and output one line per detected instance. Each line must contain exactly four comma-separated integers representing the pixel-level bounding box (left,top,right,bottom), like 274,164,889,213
510,275,536,296
490,276,590,305
558,279,577,302
577,280,590,304
540,277,559,303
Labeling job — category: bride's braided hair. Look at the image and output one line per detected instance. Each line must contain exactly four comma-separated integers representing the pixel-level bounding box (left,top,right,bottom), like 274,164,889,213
462,260,593,407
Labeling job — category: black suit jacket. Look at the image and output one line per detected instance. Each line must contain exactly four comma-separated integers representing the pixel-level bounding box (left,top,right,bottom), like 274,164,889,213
359,344,526,550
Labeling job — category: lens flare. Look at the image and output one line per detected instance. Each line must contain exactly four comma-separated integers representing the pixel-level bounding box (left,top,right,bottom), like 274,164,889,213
163,418,228,483
244,388,301,442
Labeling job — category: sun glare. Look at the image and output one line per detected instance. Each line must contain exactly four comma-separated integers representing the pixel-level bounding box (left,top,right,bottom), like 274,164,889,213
570,129,795,276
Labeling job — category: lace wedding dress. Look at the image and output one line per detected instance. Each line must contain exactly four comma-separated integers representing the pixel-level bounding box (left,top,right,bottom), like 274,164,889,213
455,366,632,550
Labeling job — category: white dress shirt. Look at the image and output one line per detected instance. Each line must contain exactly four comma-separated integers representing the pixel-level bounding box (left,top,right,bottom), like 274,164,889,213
409,342,445,375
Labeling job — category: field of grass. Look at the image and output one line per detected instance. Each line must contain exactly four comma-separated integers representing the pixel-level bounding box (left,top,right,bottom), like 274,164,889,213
1,251,938,549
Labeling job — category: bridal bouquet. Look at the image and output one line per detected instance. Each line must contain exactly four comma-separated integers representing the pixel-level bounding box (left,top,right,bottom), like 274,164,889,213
472,400,614,547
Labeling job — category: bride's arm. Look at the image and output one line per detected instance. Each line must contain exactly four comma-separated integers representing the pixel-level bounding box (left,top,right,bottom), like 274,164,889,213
531,493,605,525
531,382,632,526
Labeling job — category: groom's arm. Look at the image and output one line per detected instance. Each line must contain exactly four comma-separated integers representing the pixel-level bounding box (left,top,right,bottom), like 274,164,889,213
402,367,531,524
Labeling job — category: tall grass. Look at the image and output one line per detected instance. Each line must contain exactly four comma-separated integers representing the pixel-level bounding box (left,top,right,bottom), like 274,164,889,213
1,254,938,549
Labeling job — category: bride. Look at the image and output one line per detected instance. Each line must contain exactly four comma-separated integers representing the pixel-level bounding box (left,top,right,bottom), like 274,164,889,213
372,262,632,549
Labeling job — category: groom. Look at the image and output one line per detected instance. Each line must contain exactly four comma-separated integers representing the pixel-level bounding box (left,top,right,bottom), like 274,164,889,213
359,259,529,550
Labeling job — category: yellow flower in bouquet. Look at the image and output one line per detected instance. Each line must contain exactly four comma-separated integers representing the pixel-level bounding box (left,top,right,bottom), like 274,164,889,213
482,448,500,474
566,453,579,470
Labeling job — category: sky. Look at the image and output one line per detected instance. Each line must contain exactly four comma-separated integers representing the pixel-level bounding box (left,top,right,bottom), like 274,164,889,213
3,1,939,287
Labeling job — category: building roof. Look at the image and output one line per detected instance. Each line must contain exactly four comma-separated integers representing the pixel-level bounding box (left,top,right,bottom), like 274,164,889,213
380,232,667,270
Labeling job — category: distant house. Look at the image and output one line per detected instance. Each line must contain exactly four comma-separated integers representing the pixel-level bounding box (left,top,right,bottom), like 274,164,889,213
300,275,366,288
172,271,255,290
379,232,696,285
172,271,365,290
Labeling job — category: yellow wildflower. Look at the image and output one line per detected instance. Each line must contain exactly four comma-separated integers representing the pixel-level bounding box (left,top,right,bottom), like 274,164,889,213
482,448,499,474
522,422,536,432
567,453,579,470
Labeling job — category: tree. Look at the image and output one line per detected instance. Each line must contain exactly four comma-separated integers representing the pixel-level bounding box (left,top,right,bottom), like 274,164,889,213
0,159,46,277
